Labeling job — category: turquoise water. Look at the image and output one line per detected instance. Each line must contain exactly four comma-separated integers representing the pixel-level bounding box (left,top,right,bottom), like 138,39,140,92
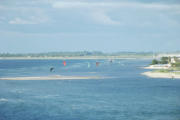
0,59,180,120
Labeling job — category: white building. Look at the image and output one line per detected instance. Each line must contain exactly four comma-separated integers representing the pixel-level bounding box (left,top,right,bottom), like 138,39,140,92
171,57,176,63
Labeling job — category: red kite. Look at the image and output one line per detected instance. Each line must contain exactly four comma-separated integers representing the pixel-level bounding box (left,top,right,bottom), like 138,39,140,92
63,61,66,66
96,62,100,67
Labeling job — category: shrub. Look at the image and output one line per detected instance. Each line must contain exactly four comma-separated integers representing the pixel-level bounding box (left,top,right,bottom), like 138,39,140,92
151,59,159,65
171,62,180,67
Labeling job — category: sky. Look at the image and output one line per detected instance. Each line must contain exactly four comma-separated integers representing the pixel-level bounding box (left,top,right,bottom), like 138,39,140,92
0,0,180,53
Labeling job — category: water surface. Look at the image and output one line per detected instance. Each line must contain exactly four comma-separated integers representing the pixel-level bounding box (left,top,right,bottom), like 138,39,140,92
0,59,180,120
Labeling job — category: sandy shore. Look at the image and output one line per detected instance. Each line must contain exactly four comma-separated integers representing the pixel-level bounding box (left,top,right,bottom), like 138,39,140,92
143,65,170,70
0,75,103,80
142,72,180,79
143,66,169,69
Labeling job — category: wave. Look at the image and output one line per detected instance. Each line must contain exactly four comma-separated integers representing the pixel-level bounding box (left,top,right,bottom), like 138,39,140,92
0,98,8,102
34,95,60,99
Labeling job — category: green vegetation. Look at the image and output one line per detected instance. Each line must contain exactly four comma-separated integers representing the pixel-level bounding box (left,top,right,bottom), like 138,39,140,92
171,62,180,67
174,72,180,75
153,69,170,73
151,59,159,65
151,57,170,65
171,67,180,71
159,57,170,64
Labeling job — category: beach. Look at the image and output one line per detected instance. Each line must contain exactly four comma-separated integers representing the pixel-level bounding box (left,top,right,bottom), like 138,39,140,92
142,71,180,79
143,64,170,70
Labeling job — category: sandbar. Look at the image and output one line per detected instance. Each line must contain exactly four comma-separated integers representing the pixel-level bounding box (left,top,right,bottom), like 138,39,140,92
143,65,170,70
142,72,180,79
0,75,103,80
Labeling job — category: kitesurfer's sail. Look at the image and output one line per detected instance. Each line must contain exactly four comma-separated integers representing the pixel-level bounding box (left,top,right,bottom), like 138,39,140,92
87,62,90,68
63,61,66,66
96,62,100,67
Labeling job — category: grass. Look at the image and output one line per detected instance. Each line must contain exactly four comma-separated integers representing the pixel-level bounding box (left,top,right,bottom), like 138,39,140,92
171,67,180,71
171,62,180,67
153,69,170,73
174,72,180,75
152,66,180,75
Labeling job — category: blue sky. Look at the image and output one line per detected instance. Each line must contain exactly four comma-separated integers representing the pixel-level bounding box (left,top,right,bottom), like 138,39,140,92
0,0,180,53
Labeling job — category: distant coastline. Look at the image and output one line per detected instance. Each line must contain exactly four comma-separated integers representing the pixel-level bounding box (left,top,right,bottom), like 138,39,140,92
0,56,152,60
0,51,153,60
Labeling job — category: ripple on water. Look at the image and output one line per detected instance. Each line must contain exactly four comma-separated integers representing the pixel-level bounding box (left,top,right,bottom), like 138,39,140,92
0,98,8,102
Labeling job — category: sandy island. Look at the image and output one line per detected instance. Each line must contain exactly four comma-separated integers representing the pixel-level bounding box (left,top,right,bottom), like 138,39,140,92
0,75,104,80
142,72,180,79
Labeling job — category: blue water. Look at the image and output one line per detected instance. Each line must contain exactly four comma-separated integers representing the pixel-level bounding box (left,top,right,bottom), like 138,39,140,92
0,59,180,120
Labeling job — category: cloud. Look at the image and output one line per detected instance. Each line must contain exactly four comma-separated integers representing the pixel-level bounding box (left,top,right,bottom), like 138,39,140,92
52,1,180,10
9,16,49,25
0,3,50,25
91,11,120,25
9,18,36,24
51,1,180,25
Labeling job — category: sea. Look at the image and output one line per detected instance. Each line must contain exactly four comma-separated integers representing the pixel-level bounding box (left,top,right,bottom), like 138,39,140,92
0,59,180,120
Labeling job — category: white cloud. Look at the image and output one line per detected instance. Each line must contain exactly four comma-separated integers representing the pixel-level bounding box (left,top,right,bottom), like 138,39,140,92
9,16,49,25
52,1,180,10
9,18,36,24
51,1,180,25
91,11,120,25
0,4,50,25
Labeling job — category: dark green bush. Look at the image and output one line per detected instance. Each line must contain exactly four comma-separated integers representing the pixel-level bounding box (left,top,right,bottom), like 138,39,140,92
151,59,159,65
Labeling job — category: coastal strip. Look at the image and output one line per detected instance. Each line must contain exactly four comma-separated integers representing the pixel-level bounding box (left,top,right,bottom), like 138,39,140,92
0,56,151,60
0,75,103,80
142,72,180,79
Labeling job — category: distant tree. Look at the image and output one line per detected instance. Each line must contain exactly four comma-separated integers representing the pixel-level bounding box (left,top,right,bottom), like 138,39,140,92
151,59,159,65
161,57,168,62
159,57,169,64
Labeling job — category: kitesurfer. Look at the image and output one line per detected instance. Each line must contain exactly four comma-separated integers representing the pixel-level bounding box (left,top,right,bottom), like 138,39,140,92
50,67,54,72
87,62,90,68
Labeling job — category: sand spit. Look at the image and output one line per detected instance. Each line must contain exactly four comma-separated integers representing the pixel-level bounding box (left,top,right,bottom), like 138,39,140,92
142,72,180,79
0,75,103,80
143,64,170,70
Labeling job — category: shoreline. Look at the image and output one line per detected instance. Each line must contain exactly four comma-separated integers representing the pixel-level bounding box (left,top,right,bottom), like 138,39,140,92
143,66,169,70
143,64,171,70
142,71,180,79
0,75,103,80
